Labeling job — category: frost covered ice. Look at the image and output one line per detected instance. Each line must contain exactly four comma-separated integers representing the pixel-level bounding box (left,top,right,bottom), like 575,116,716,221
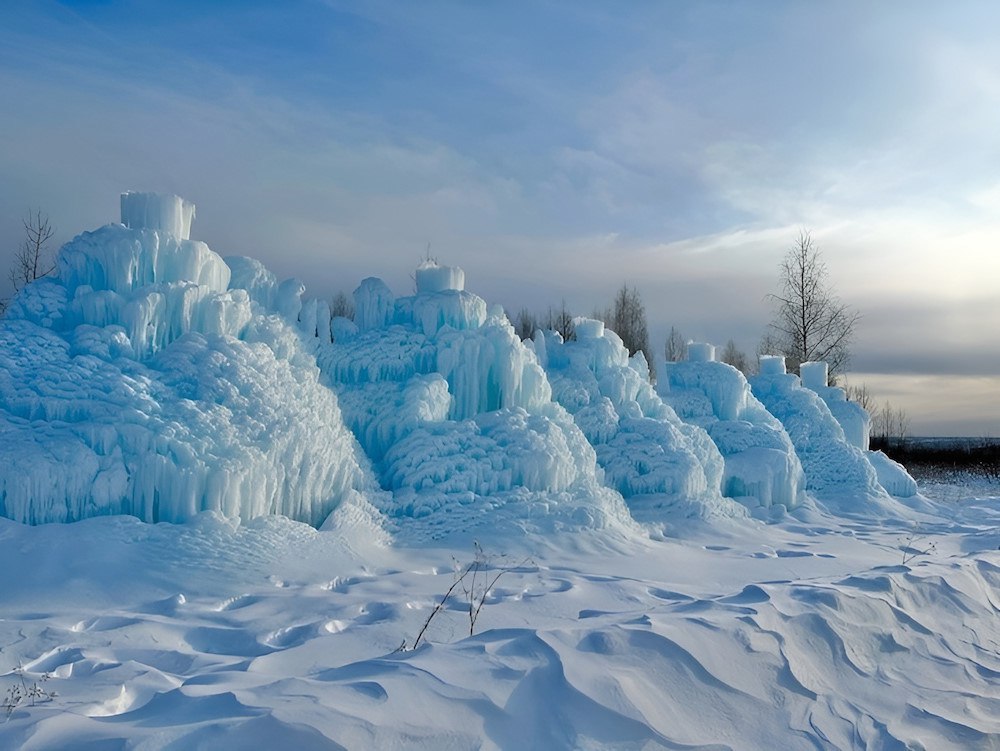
316,265,635,542
535,320,747,524
750,355,907,512
0,194,380,528
659,345,805,513
0,193,916,536
798,360,918,498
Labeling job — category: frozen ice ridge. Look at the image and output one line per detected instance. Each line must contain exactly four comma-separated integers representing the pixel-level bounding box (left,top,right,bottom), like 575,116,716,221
798,361,917,498
750,355,899,512
315,269,636,542
534,320,748,524
659,344,805,513
0,194,381,529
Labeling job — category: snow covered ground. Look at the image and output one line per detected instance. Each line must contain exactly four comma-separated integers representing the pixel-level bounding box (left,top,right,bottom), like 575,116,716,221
3,486,1000,750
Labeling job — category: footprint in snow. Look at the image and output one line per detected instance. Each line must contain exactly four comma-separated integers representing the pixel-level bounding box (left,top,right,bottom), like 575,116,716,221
214,594,264,612
776,549,814,558
356,601,397,625
647,587,695,602
262,623,316,648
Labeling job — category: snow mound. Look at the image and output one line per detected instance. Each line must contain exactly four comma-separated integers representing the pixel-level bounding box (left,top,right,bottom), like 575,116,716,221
316,281,635,542
659,353,805,511
534,320,747,523
0,195,381,529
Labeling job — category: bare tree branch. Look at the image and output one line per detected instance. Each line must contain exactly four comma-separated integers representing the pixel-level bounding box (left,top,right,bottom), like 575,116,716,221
762,231,858,377
8,209,56,304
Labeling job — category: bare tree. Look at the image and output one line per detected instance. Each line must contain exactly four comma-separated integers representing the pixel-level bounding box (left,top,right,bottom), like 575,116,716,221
606,284,653,380
5,210,55,311
664,326,687,363
764,230,859,377
720,338,751,374
872,400,911,448
543,300,575,343
330,290,355,320
513,307,538,341
844,382,877,414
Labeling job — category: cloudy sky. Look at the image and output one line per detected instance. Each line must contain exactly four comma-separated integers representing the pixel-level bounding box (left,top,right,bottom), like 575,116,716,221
1,0,998,436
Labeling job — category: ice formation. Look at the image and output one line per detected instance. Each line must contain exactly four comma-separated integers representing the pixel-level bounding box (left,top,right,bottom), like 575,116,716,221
659,345,805,511
800,361,869,450
0,194,380,527
749,356,890,509
121,191,196,241
798,361,917,498
315,270,634,541
533,321,747,523
0,193,919,534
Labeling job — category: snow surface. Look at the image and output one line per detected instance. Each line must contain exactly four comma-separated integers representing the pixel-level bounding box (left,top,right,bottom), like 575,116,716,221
2,486,999,750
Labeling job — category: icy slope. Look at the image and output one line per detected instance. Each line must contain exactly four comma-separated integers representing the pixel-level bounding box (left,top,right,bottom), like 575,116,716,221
535,319,747,524
750,357,896,513
659,344,805,512
799,361,919,498
316,267,635,542
0,194,380,528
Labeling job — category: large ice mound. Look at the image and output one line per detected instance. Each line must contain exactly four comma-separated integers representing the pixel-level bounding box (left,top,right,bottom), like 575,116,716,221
533,319,748,524
798,361,918,498
315,271,636,542
0,194,380,527
659,346,805,512
0,193,916,535
750,356,894,511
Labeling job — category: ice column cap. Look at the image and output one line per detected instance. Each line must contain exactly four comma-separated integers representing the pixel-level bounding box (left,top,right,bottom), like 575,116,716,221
687,342,715,362
415,261,465,293
759,355,786,375
573,317,605,340
121,192,196,240
800,361,829,390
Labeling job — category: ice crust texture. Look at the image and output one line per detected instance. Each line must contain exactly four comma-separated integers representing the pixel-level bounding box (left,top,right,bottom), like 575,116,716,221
749,356,910,511
534,321,748,523
318,273,634,541
0,194,915,533
0,194,377,527
659,355,806,512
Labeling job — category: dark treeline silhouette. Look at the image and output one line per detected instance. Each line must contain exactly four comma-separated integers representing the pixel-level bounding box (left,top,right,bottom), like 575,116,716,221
873,437,1000,481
